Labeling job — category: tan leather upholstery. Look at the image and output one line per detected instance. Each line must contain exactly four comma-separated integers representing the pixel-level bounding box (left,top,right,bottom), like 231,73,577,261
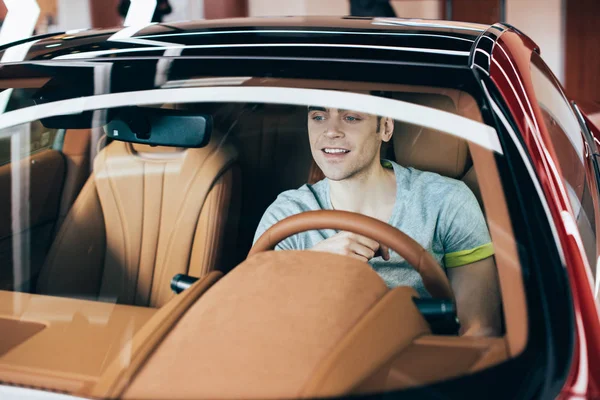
91,271,222,398
355,335,508,393
121,250,430,399
250,210,454,300
0,318,46,357
36,174,107,298
392,92,486,208
56,129,92,230
391,93,472,179
37,133,239,307
0,289,156,393
301,286,430,397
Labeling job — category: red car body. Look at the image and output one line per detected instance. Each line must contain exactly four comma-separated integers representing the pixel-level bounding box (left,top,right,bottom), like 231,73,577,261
491,29,600,399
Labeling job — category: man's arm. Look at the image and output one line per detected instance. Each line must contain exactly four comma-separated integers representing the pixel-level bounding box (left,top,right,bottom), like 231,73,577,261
253,191,312,250
253,205,298,250
447,256,501,337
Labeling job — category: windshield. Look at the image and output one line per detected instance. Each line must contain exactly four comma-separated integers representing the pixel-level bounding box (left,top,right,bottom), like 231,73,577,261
0,76,529,398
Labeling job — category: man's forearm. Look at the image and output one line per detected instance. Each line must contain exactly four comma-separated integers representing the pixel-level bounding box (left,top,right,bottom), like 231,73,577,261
447,257,502,337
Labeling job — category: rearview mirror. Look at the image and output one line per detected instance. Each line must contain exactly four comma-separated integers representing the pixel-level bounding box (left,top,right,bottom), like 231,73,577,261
106,107,212,148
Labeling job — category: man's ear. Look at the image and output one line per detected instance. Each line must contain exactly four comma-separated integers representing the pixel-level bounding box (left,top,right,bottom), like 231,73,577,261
381,117,394,143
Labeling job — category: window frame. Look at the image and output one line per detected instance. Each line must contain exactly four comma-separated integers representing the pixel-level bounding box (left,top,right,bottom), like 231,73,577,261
0,61,575,398
573,101,600,292
529,52,598,283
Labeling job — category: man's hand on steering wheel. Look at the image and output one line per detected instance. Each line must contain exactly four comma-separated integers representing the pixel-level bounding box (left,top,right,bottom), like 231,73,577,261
310,231,390,262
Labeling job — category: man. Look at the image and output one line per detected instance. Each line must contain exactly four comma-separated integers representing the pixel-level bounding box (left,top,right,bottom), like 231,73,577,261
253,104,501,337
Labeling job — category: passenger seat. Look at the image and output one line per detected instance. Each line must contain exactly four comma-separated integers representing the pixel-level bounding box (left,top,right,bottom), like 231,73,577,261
37,129,240,307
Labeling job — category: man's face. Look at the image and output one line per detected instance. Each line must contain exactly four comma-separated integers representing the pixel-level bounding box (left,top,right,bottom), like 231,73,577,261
307,107,392,181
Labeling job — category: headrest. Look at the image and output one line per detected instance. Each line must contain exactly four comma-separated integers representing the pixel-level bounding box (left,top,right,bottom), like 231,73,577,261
391,93,470,179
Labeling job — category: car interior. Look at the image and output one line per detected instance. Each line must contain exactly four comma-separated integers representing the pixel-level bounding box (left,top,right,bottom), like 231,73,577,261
0,83,529,398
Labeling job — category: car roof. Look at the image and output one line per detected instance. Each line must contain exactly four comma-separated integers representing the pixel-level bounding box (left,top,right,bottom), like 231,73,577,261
0,17,499,67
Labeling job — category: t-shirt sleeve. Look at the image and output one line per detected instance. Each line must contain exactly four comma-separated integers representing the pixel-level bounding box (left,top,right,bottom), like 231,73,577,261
253,198,300,251
438,182,494,268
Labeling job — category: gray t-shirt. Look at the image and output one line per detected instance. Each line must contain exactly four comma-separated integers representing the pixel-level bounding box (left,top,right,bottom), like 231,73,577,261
253,160,493,297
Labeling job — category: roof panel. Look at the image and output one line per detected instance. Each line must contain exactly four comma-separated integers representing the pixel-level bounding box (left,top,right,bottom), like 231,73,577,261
0,17,491,67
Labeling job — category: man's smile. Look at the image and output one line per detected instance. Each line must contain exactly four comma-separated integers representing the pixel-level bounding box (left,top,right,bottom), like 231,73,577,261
322,147,351,156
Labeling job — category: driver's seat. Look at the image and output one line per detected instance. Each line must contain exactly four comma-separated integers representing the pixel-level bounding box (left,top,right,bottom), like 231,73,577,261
36,135,239,307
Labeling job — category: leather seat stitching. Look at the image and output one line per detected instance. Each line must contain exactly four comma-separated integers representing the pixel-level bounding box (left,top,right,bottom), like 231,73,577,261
103,151,131,303
133,161,146,305
148,162,168,306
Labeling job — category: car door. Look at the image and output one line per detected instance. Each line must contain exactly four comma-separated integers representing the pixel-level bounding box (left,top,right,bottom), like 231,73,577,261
529,52,599,291
573,102,600,291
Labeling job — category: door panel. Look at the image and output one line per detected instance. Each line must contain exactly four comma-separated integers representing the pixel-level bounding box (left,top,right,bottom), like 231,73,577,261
0,149,65,290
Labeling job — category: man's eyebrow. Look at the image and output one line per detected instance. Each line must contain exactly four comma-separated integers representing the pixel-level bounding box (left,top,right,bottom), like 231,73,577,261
307,107,367,115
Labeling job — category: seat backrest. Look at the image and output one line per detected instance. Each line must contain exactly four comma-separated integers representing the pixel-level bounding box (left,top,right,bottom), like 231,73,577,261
391,93,471,179
37,133,239,307
391,91,483,208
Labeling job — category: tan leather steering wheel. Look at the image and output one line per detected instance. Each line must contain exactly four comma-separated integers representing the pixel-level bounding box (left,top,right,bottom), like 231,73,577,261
249,210,455,301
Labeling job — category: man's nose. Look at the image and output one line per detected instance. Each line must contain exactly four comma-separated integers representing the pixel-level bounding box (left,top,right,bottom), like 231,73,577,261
323,120,344,138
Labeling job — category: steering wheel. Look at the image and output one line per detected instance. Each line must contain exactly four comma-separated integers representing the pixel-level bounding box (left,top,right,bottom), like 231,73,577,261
249,210,455,301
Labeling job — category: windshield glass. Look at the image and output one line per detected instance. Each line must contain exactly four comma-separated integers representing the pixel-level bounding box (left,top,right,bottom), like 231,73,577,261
0,78,527,398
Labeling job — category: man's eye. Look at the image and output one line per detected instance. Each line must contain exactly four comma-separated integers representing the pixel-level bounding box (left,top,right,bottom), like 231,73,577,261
344,115,361,122
312,115,325,121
